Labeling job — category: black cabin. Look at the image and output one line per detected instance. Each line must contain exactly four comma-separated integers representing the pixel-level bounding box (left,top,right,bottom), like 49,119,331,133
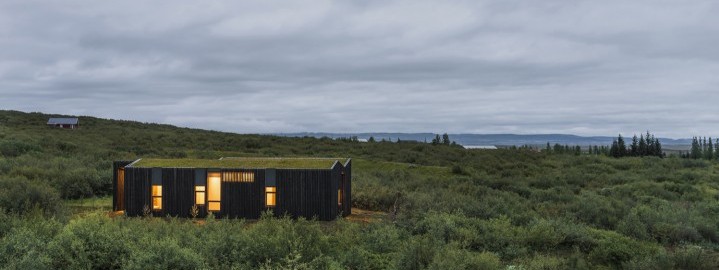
113,157,351,220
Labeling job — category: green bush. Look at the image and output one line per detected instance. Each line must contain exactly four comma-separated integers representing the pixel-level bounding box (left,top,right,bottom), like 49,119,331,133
0,177,63,216
0,140,39,157
124,238,203,270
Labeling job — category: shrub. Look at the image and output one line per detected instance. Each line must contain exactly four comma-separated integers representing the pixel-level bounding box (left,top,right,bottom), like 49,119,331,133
0,140,39,157
0,177,63,216
46,214,130,269
428,247,502,270
123,238,204,270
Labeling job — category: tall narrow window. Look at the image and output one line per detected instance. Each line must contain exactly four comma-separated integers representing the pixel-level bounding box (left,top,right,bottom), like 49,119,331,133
338,189,342,206
207,172,221,211
117,168,125,210
151,185,162,210
195,186,206,205
266,187,276,207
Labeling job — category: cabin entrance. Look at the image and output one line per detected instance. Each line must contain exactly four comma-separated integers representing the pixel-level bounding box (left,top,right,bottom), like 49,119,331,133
117,168,125,210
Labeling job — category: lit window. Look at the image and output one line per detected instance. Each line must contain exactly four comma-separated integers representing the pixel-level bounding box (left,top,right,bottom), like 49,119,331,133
152,185,162,210
222,172,255,182
266,187,276,207
195,186,205,205
338,189,342,206
208,172,221,211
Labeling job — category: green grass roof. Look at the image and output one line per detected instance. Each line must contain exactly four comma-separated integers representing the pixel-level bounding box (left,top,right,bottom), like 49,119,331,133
131,157,348,169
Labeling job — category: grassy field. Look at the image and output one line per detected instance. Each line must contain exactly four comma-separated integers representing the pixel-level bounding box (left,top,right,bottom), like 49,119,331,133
0,110,718,269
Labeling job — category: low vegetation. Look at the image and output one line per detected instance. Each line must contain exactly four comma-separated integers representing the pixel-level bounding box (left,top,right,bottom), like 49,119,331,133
0,110,718,269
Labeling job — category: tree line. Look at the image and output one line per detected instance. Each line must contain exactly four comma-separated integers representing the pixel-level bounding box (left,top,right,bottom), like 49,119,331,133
609,132,664,158
681,137,719,160
543,132,664,158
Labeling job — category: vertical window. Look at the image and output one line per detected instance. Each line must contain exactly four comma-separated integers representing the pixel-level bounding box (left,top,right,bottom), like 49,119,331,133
266,187,276,207
151,185,162,210
208,172,221,211
195,186,205,205
117,168,125,210
338,189,342,206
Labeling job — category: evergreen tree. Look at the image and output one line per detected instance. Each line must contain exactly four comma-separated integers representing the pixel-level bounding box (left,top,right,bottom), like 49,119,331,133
691,137,701,159
368,136,376,143
617,134,627,157
638,134,647,156
575,145,581,155
442,133,450,145
715,138,719,160
546,142,552,153
554,143,563,154
432,134,441,145
593,145,599,155
707,137,714,160
609,139,619,158
630,135,639,156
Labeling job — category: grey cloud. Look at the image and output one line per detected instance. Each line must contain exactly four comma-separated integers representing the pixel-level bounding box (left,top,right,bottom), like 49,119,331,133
1,0,718,138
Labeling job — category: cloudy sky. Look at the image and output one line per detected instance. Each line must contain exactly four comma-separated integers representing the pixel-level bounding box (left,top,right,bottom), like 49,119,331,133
1,0,718,138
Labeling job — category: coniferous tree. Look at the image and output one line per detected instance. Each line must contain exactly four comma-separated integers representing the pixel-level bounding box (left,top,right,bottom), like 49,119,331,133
630,135,639,156
617,134,627,157
442,133,450,145
368,136,376,143
432,134,441,145
690,137,701,159
715,138,719,160
707,137,714,160
554,143,563,154
609,139,619,158
638,134,647,156
545,142,552,153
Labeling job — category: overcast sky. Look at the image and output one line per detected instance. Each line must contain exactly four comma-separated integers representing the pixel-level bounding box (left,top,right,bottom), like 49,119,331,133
1,0,718,138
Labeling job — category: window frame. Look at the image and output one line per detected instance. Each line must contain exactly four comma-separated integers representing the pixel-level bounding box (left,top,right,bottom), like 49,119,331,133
265,186,276,207
151,185,162,211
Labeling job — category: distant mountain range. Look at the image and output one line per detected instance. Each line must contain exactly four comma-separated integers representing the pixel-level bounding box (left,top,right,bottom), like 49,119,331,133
275,133,693,146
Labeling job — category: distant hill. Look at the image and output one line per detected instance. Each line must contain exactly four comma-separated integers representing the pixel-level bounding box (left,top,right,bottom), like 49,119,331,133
276,132,693,146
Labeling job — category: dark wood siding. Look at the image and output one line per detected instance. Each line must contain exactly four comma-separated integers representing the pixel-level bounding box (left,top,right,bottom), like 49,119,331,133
112,160,133,211
342,159,352,216
220,169,265,219
275,169,337,220
161,168,195,217
118,162,351,221
124,167,152,216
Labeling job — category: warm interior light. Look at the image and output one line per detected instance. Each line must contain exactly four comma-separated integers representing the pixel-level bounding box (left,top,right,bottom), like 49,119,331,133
338,189,342,205
152,185,162,210
207,172,221,211
208,202,220,211
222,172,255,182
152,197,162,210
195,186,206,205
208,173,221,201
196,191,205,205
266,186,276,207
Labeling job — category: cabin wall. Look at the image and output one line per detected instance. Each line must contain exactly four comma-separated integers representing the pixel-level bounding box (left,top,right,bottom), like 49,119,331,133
112,160,133,211
161,168,195,217
124,167,152,216
220,169,265,219
275,169,337,221
342,159,352,216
